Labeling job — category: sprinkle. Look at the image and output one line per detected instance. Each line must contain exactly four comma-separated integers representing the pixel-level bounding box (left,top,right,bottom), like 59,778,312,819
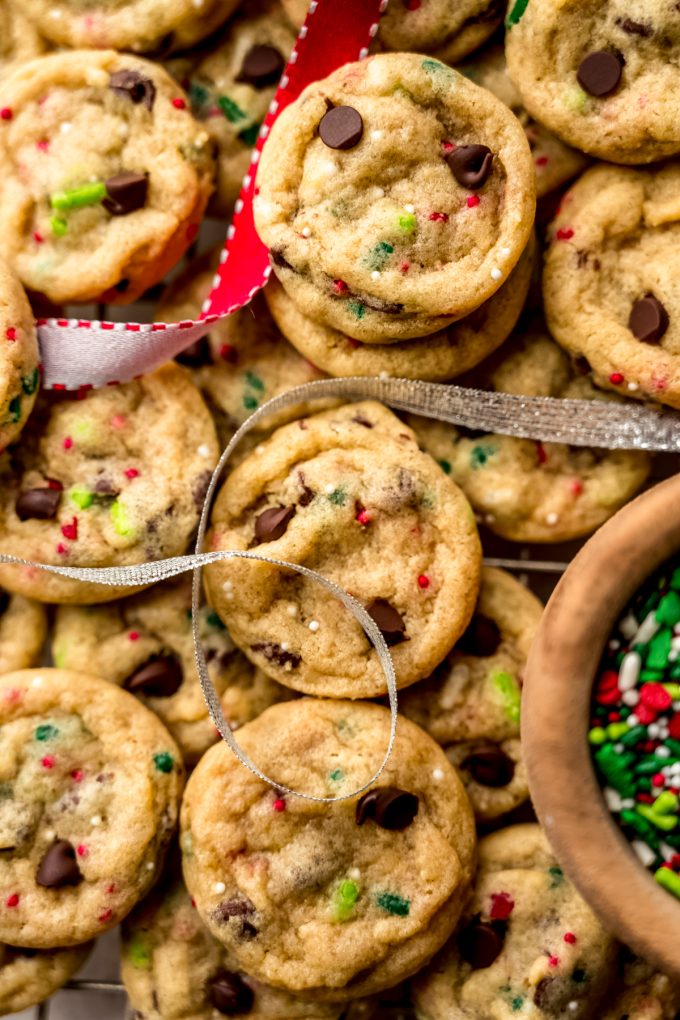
432,768,445,781
429,211,449,222
77,844,88,857
5,893,19,907
564,932,577,944
417,574,430,589
287,605,298,617
98,909,114,924
0,108,13,122
172,97,187,109
197,444,211,458
35,724,58,741
153,752,174,773
308,620,320,632
490,267,502,281
272,798,286,812
556,227,574,241
545,512,559,526
110,415,126,429
63,436,73,450
609,372,624,385
548,955,559,967
333,280,348,294
41,755,55,769
61,517,78,541
404,204,415,214
50,181,106,212
33,231,44,244
376,891,410,916
467,195,480,208
124,468,140,479
5,327,16,341
213,882,226,894
91,815,102,827
371,270,381,280
489,891,514,920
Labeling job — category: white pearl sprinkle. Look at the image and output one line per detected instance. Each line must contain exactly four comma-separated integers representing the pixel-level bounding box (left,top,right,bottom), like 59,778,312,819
627,714,639,727
627,382,639,392
370,129,382,140
44,829,55,841
256,445,265,455
545,512,559,525
60,122,72,134
301,227,311,238
621,798,635,809
308,620,320,632
197,444,211,458
371,270,380,280
499,246,511,258
146,861,155,871
567,1003,579,1014
648,723,660,738
432,768,445,781
324,483,335,495
287,605,298,617
31,676,44,687
490,267,502,281
222,580,233,592
348,868,361,880
49,8,63,16
213,882,226,894
404,203,415,214
91,815,102,827
280,642,290,651
614,743,624,753
622,690,639,707
656,746,671,758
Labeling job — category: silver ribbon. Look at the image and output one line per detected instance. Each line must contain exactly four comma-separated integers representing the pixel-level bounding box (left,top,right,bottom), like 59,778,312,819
2,376,679,799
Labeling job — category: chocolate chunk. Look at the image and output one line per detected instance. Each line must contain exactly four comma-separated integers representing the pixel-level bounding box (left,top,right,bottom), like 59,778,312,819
103,172,149,216
461,747,515,787
365,599,407,646
318,105,363,150
208,971,254,1015
124,655,183,698
458,915,506,969
36,840,83,888
236,45,284,88
250,642,301,669
355,787,419,830
447,144,493,189
15,487,61,521
254,505,296,543
615,16,653,37
457,613,502,656
577,51,623,97
629,294,669,344
109,70,156,111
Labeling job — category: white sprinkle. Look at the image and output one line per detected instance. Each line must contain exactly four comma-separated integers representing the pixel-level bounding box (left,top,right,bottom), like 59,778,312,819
280,642,289,651
627,382,639,392
621,798,635,809
432,768,445,781
632,840,657,867
91,815,102,827
499,246,511,258
324,483,335,495
674,701,680,711
60,122,72,134
379,371,389,380
49,8,63,16
603,787,622,812
545,512,559,526
321,160,337,176
44,829,55,842
301,227,311,238
660,842,675,860
614,743,624,753
490,267,502,281
348,868,361,880
404,204,415,214
567,1004,579,1014
224,592,234,602
371,270,380,280
31,676,44,687
648,723,660,739
370,129,382,140
287,605,298,617
197,444,211,458
255,445,265,455
308,620,320,633
608,639,620,651
117,122,129,139
191,0,204,7
618,651,641,691
622,690,639,707
213,882,226,894
670,650,679,662
619,612,639,640
222,580,233,592
656,746,671,758
146,861,155,871
634,611,659,646
627,714,639,727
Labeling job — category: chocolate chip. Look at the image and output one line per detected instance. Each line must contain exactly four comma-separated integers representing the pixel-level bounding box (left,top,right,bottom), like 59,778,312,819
236,45,284,88
103,172,149,216
250,642,301,669
15,487,61,521
365,599,407,646
461,747,515,787
297,472,315,507
355,787,419,830
615,16,653,37
577,50,623,97
458,915,506,969
254,505,295,543
207,971,254,1015
352,413,373,428
457,614,502,656
629,294,669,344
124,655,183,698
109,70,156,111
318,105,363,150
36,840,83,888
447,144,493,190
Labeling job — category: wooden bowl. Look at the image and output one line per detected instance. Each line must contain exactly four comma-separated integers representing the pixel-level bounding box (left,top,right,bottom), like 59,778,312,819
523,473,680,977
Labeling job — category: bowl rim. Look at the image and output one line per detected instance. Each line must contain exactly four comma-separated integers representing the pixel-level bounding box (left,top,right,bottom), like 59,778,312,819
523,473,680,977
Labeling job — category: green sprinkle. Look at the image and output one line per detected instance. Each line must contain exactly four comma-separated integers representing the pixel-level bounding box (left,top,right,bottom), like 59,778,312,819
243,394,259,411
492,671,521,723
35,724,58,741
50,181,107,212
365,241,394,272
398,212,417,234
621,809,660,848
505,0,529,26
641,669,664,682
245,371,265,393
511,996,525,1012
588,727,607,746
69,486,94,510
647,628,672,671
329,768,344,782
655,866,680,899
421,58,447,75
327,488,346,507
348,300,366,320
636,804,678,832
110,500,134,537
238,123,260,146
470,444,495,469
437,458,451,475
21,369,39,395
189,81,210,107
548,866,563,888
218,95,246,123
50,215,68,237
206,611,225,630
7,395,21,422
153,752,174,774
127,935,152,969
671,567,680,590
564,86,588,111
333,879,359,921
657,591,680,627
376,891,410,917
621,724,652,747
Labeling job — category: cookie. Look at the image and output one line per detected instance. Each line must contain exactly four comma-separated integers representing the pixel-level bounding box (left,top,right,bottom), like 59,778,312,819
458,44,588,199
0,0,45,80
543,162,680,410
409,326,651,543
157,250,327,446
400,567,541,823
412,823,619,1020
263,236,534,382
204,401,481,699
0,940,91,1015
505,0,680,165
21,0,238,55
52,576,293,766
0,51,215,304
181,699,476,1000
0,668,183,948
0,363,219,605
602,952,680,1020
122,870,377,1020
0,588,47,673
254,52,535,342
0,261,40,451
181,3,295,216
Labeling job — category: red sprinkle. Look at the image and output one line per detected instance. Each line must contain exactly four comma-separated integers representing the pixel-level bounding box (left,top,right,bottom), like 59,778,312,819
489,891,514,920
405,0,421,9
33,231,44,244
635,702,658,725
41,755,55,769
535,441,547,465
110,415,126,430
548,955,559,968
609,372,624,385
98,908,114,924
220,343,237,362
429,212,449,222
47,478,63,491
356,508,371,526
441,141,455,154
570,479,584,496
5,327,16,341
106,883,116,894
564,932,577,944
640,682,673,712
61,517,78,541
5,893,19,908
668,714,680,740
56,543,68,555
172,97,187,109
0,108,13,121
466,195,480,208
63,436,73,450
272,798,286,813
417,574,430,590
333,280,348,294
36,139,49,152
637,792,655,804
124,468,139,479
77,844,88,858
535,156,549,167
400,261,410,273
128,631,139,642
71,769,84,783
556,227,574,241
652,773,666,788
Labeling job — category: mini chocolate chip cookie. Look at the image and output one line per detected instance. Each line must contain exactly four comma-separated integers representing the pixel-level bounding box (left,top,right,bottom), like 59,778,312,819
400,568,542,822
0,51,215,304
181,699,476,1000
0,668,183,948
254,52,535,342
544,162,680,409
0,587,46,673
0,261,39,451
0,940,92,1015
204,401,481,699
409,326,651,543
52,577,293,765
505,0,680,164
0,363,219,605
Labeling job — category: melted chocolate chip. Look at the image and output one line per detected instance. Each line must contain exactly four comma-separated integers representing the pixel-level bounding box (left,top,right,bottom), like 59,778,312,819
577,50,623,97
461,746,515,787
236,45,284,88
15,487,61,521
629,293,669,344
615,16,653,37
103,172,149,216
318,105,364,150
458,915,506,969
36,840,83,888
208,971,254,1015
365,599,407,646
124,655,183,698
254,505,296,543
447,144,493,189
297,472,315,507
109,70,157,110
457,613,502,656
251,641,301,669
355,787,419,830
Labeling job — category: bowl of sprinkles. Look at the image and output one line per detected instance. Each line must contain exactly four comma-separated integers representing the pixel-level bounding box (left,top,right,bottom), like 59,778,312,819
523,473,680,979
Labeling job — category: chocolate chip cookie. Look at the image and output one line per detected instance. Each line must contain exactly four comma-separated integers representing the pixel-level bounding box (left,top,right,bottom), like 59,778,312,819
543,161,680,410
181,699,476,1000
0,261,39,451
0,51,215,304
254,52,535,342
204,401,481,699
0,363,219,604
400,568,541,822
0,668,183,948
0,940,92,1015
0,587,46,673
